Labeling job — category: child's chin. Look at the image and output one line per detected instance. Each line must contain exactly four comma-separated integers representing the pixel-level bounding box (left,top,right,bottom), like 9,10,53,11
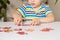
32,6,37,8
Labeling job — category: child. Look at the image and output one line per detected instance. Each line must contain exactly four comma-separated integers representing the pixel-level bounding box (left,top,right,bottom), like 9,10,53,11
13,0,55,26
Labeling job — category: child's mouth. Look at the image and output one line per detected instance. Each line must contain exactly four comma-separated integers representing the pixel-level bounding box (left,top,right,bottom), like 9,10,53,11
31,3,35,6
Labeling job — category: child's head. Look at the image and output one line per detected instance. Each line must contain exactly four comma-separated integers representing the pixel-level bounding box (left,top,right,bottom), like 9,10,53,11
28,0,42,8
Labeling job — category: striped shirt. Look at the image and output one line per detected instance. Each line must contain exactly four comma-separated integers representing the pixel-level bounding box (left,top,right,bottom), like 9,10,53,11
16,4,52,19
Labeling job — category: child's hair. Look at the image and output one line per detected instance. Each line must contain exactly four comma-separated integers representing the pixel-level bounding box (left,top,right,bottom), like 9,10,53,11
42,0,48,4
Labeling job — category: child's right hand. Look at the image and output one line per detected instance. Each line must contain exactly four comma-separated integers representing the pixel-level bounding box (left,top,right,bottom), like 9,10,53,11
14,17,23,26
30,18,40,26
13,13,23,26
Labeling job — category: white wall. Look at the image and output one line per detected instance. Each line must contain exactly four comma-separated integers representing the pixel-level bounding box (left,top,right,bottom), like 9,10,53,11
48,0,60,21
6,0,23,21
7,0,22,17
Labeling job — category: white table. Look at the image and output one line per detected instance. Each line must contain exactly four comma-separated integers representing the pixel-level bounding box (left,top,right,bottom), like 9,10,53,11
0,22,60,40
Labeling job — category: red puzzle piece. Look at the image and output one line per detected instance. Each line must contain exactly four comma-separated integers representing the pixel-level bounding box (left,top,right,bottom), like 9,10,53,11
17,31,26,35
3,27,11,29
3,29,8,32
14,28,22,31
41,27,54,32
18,24,30,26
0,30,3,32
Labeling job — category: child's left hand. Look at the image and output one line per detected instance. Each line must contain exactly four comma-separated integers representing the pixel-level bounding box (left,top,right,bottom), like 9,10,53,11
30,18,40,26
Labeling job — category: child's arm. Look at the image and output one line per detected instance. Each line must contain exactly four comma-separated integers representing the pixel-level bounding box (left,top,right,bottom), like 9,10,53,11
13,11,23,25
39,13,55,22
30,13,55,26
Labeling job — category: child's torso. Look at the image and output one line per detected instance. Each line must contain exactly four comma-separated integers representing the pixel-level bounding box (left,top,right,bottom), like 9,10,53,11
17,4,52,19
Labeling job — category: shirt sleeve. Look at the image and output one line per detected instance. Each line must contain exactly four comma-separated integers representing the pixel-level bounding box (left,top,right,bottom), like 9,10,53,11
16,6,26,18
44,5,52,15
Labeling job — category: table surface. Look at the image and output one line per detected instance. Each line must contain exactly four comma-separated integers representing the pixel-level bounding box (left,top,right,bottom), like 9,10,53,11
0,22,60,40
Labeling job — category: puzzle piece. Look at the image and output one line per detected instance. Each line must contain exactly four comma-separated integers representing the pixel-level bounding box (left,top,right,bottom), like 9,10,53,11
18,24,30,26
7,30,13,32
0,29,3,32
3,27,11,29
17,31,27,35
40,27,54,32
14,28,22,31
0,26,13,32
3,29,13,32
25,28,34,32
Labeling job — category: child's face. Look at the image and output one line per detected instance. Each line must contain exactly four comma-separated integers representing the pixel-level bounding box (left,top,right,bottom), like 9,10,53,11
28,0,42,8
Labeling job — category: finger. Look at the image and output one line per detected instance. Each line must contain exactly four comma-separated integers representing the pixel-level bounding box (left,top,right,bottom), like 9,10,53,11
35,21,40,25
31,21,39,26
14,18,18,25
17,19,21,25
30,21,35,26
17,19,23,26
35,22,40,26
20,21,23,26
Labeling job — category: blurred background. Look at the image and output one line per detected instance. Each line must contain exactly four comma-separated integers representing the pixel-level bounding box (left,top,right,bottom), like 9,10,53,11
0,0,60,22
